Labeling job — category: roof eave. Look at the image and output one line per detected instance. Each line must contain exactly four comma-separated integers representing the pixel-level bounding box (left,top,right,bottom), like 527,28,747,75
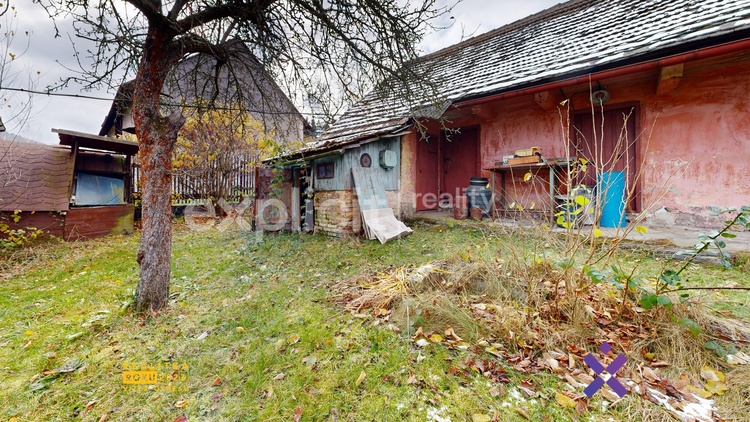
455,32,750,108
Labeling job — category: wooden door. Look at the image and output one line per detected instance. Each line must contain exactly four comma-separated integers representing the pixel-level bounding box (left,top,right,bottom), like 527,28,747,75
415,134,439,211
573,105,639,211
441,127,479,200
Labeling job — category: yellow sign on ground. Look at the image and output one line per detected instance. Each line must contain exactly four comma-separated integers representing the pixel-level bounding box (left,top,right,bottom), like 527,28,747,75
121,362,189,392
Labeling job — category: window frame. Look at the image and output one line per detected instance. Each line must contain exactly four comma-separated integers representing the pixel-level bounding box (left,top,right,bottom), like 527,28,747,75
316,162,335,179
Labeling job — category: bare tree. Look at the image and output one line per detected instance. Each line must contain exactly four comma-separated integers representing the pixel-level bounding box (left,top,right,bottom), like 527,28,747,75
1,4,43,203
35,0,447,313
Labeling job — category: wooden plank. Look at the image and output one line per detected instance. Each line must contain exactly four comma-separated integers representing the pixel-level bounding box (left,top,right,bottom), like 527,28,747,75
656,63,683,96
1,211,64,239
64,205,134,241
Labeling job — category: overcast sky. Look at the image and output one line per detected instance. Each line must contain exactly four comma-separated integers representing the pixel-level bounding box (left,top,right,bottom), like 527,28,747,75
2,0,562,144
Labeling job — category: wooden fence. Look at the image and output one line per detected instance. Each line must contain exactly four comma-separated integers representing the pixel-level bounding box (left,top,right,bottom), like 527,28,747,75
132,159,256,205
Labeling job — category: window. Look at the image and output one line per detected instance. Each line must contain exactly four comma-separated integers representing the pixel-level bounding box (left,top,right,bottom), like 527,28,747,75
316,162,334,179
75,172,125,205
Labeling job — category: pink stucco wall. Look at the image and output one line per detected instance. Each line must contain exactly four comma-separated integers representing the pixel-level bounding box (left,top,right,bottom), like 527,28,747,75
399,51,750,226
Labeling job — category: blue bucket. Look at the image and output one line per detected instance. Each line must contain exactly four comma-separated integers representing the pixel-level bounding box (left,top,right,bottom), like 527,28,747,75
597,171,626,228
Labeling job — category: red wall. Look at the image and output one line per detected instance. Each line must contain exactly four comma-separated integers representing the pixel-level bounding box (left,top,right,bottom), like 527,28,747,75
1,211,65,240
399,50,750,226
64,205,134,241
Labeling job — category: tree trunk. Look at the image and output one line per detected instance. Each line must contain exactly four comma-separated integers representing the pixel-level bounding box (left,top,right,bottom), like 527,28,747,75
133,29,181,313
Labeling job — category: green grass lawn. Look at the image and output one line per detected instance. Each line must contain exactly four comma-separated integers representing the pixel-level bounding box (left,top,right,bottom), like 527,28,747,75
1,223,748,421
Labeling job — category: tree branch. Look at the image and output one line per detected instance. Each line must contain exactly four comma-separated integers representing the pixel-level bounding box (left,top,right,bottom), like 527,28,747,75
126,0,176,36
167,0,189,20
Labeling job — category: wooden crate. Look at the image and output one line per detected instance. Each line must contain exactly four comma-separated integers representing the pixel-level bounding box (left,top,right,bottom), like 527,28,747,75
507,155,541,165
514,147,542,157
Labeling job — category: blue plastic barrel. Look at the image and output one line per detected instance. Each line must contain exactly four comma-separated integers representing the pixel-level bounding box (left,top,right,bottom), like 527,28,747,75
597,171,626,228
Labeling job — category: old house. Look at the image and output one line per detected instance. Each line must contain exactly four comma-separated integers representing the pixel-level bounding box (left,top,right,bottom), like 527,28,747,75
279,0,750,237
0,129,138,241
99,40,308,216
100,40,307,146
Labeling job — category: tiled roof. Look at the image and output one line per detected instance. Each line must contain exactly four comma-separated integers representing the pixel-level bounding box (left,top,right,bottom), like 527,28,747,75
308,0,750,152
0,140,74,212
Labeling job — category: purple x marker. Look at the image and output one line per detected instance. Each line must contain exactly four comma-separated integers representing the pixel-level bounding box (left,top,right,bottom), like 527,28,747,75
583,342,628,398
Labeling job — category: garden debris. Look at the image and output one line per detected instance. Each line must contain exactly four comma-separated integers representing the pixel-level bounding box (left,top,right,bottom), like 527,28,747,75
328,256,750,421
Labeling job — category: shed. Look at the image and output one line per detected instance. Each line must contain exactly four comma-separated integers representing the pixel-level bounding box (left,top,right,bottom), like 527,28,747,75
277,0,750,234
0,129,139,241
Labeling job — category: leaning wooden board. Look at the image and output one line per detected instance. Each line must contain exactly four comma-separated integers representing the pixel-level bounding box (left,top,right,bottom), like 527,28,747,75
351,166,413,243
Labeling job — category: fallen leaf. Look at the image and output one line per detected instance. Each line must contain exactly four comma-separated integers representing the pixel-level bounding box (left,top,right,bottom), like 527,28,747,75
289,335,300,344
700,366,725,382
727,352,750,365
213,376,222,386
273,372,286,381
86,400,96,411
650,360,670,368
293,407,303,422
445,326,463,341
472,414,491,422
555,392,577,409
174,399,189,408
236,326,246,333
173,417,187,422
99,413,108,422
355,370,366,387
302,356,317,368
515,407,531,420
685,385,712,399
705,379,728,396
489,385,505,397
429,334,444,343
210,392,222,401
196,332,208,341
406,372,417,385
641,366,660,381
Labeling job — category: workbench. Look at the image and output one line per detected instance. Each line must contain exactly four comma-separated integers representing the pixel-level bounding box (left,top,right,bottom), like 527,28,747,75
484,160,572,223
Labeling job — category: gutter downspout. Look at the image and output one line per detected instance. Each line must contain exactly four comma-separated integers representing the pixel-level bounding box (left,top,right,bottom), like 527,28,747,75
455,38,750,108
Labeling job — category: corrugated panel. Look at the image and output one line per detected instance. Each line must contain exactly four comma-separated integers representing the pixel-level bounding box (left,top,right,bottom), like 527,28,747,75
307,0,750,151
351,167,412,243
0,140,74,212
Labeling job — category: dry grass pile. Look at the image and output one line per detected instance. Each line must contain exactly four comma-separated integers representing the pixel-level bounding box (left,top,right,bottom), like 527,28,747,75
329,254,750,421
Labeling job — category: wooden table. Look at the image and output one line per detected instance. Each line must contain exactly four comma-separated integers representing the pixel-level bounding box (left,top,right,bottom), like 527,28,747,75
484,160,572,223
